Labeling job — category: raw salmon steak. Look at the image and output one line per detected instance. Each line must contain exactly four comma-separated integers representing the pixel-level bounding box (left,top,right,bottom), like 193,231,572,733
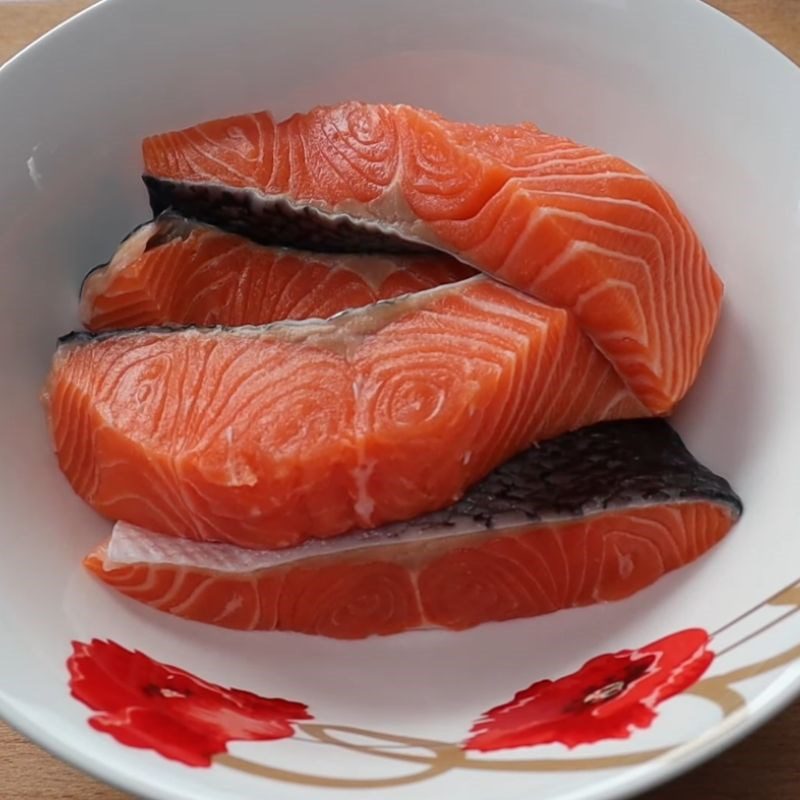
143,102,724,414
85,420,742,638
44,277,647,550
80,213,474,331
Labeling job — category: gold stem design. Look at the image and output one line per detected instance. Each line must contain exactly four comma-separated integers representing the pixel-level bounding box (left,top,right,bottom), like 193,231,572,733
685,681,747,715
303,723,458,762
214,751,453,788
457,750,671,772
305,723,668,771
687,639,800,716
304,723,670,770
710,577,800,637
715,606,800,658
215,722,670,787
705,641,800,686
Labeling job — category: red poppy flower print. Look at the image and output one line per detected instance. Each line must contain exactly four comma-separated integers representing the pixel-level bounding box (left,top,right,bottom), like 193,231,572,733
68,639,312,766
465,628,713,752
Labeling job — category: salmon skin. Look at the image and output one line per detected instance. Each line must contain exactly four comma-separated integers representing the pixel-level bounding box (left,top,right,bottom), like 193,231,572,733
45,277,647,550
142,102,724,414
85,419,742,638
80,213,474,331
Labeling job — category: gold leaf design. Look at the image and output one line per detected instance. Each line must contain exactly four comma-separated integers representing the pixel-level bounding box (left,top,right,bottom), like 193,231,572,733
768,586,800,607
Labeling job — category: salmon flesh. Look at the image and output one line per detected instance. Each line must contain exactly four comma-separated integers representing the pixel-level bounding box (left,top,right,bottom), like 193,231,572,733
85,419,742,638
46,278,646,549
142,102,724,414
80,213,474,331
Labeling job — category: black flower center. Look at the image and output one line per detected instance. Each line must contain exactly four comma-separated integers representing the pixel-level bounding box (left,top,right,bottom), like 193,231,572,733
144,683,190,699
583,680,625,704
572,654,656,711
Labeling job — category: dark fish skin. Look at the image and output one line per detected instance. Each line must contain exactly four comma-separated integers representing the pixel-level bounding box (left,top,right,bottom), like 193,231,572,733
375,419,742,538
61,270,475,349
142,211,199,251
79,213,200,297
78,218,155,296
79,263,109,296
58,325,183,348
143,175,438,255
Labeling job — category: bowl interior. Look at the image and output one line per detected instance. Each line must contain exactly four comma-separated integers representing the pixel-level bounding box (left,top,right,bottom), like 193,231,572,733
1,2,800,799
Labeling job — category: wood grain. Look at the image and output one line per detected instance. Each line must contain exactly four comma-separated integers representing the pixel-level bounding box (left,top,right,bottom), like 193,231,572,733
0,0,91,65
0,1,798,798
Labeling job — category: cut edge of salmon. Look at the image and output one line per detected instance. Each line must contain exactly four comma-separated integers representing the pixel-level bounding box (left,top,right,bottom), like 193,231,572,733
86,500,739,639
68,272,492,356
80,213,477,332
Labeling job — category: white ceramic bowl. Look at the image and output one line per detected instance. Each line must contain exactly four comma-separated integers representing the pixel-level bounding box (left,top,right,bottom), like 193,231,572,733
1,2,800,799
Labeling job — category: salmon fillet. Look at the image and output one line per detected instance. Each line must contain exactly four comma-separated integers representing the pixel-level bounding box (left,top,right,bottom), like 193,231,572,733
80,213,474,331
45,278,646,549
85,420,742,638
142,102,724,414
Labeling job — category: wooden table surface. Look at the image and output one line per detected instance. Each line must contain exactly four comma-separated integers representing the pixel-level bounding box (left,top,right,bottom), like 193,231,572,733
1,1,799,798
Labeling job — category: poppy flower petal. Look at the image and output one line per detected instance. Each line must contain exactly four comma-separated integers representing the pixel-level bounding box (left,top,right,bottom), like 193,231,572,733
68,640,312,766
464,629,713,752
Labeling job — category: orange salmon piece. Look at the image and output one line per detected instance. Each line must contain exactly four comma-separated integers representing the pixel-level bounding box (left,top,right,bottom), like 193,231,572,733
143,103,723,414
85,420,742,638
45,279,646,549
81,213,474,331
